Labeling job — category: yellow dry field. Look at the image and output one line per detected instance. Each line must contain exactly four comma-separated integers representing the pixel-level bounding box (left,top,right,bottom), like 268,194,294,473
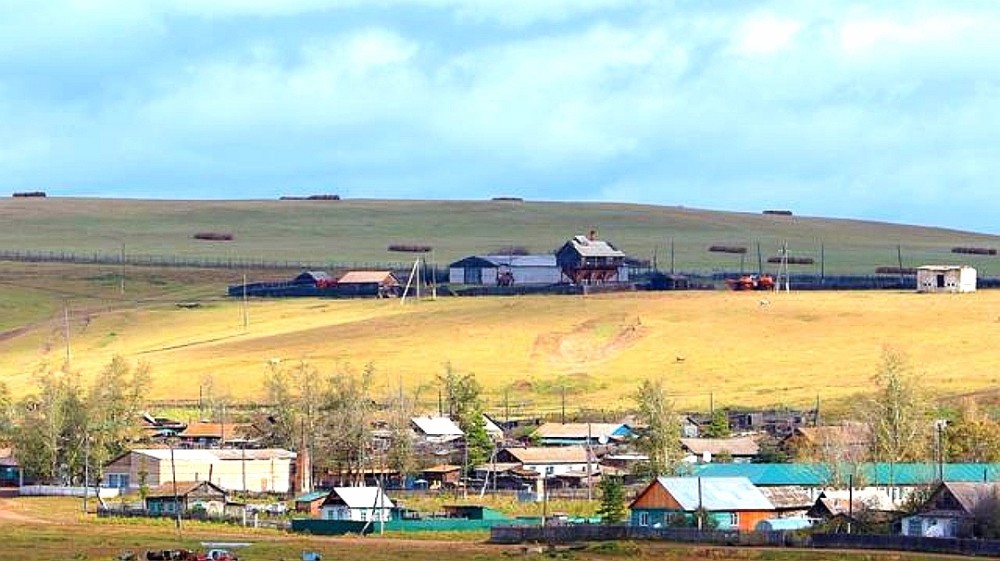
2,290,998,412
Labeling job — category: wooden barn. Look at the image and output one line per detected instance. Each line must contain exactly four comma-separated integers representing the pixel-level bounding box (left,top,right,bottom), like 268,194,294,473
448,255,560,286
556,232,628,284
916,265,976,293
629,476,775,531
336,271,401,298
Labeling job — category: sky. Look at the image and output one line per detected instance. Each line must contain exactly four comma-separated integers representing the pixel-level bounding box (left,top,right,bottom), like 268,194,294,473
2,1,999,233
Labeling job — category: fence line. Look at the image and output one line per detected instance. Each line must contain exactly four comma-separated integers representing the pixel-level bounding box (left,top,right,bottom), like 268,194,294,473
0,249,410,273
19,485,120,498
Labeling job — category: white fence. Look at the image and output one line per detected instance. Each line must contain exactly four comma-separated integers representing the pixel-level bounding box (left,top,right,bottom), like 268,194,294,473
18,485,121,498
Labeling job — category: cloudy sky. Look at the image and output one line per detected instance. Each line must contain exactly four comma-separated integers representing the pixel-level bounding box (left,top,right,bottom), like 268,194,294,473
2,1,998,233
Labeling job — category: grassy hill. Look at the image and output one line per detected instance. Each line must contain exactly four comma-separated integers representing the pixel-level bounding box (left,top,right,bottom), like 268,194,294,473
3,279,999,415
2,197,999,275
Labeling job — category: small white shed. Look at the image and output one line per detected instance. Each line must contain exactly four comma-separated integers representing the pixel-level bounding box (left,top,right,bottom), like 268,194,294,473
916,266,977,293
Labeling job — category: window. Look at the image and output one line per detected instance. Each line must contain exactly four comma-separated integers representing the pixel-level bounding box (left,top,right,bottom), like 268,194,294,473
545,466,555,475
638,512,649,526
727,512,739,527
107,473,130,489
907,518,922,536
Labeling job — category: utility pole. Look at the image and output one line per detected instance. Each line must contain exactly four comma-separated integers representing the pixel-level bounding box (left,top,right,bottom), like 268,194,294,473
242,273,249,331
586,423,593,502
83,430,90,514
670,238,675,275
170,441,182,538
431,249,437,300
119,241,126,296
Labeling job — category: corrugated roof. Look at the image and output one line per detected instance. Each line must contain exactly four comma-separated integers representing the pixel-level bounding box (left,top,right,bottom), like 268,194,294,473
328,487,395,509
691,463,1000,486
145,480,225,499
534,423,631,440
941,482,1000,513
502,446,588,464
127,448,294,462
422,464,462,473
652,476,774,511
411,416,464,437
681,436,760,456
294,490,330,503
337,271,398,285
759,486,814,510
482,255,557,267
565,236,625,258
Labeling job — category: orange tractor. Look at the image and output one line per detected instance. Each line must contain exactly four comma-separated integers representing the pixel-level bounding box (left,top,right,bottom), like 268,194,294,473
725,274,775,291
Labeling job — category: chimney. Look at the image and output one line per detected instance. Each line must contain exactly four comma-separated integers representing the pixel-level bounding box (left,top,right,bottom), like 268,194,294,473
588,229,597,241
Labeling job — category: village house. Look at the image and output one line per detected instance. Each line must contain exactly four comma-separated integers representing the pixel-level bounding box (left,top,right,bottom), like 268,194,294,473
555,232,628,284
916,265,977,294
420,464,463,489
448,255,561,286
680,436,760,463
143,480,241,519
496,446,591,477
900,481,1000,538
758,486,815,518
411,416,464,444
103,448,296,493
781,422,871,463
806,488,898,533
0,448,21,487
531,422,634,447
629,476,775,531
175,421,259,448
319,487,394,522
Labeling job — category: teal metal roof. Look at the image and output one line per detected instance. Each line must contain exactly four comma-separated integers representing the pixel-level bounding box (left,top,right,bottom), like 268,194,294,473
689,463,1000,486
294,490,330,503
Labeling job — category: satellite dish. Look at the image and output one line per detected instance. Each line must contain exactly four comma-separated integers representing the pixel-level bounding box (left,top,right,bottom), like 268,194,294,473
597,435,609,445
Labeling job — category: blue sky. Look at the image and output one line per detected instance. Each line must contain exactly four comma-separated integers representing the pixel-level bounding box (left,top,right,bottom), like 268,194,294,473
2,1,999,233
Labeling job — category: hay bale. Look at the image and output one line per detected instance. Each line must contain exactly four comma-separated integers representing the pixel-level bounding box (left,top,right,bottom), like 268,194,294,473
279,194,340,200
492,245,531,256
12,191,46,198
762,210,793,216
952,247,997,256
492,196,523,202
876,266,916,275
388,243,432,253
709,245,748,254
766,256,814,265
193,232,234,241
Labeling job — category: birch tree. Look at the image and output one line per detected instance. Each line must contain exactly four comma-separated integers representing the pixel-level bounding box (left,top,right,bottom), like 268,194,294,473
633,378,681,477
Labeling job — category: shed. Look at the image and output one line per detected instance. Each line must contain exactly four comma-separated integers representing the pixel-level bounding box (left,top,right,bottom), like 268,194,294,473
294,271,335,287
555,232,628,285
680,436,760,463
448,255,560,286
336,271,401,298
916,266,976,293
0,448,20,487
295,490,330,517
497,446,590,476
629,476,775,531
421,464,462,489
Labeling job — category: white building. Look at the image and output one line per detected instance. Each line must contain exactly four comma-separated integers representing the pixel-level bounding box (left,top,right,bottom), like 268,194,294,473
103,448,296,494
496,446,591,476
916,265,977,293
319,487,394,522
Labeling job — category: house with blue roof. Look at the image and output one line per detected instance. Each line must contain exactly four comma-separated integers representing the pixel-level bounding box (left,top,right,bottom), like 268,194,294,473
629,476,775,531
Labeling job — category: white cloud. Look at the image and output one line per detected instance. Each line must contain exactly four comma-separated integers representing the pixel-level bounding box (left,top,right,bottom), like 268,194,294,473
732,14,801,55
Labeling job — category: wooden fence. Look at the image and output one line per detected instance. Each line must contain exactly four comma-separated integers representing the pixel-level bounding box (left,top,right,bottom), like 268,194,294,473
492,525,1000,557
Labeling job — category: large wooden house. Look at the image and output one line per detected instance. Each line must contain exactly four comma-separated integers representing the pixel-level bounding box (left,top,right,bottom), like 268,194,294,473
555,232,627,284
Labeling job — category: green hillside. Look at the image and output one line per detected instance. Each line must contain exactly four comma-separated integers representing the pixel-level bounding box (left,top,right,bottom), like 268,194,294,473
2,197,999,275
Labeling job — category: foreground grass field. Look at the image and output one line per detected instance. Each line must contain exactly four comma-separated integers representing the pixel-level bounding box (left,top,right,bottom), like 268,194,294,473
3,265,999,413
0,496,978,561
2,197,999,275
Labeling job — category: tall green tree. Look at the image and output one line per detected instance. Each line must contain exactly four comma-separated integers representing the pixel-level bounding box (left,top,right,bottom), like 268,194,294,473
0,382,13,445
862,348,931,484
633,378,681,477
702,409,731,438
87,356,151,484
596,476,626,524
946,399,1000,462
14,366,88,484
317,363,375,485
439,364,492,467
